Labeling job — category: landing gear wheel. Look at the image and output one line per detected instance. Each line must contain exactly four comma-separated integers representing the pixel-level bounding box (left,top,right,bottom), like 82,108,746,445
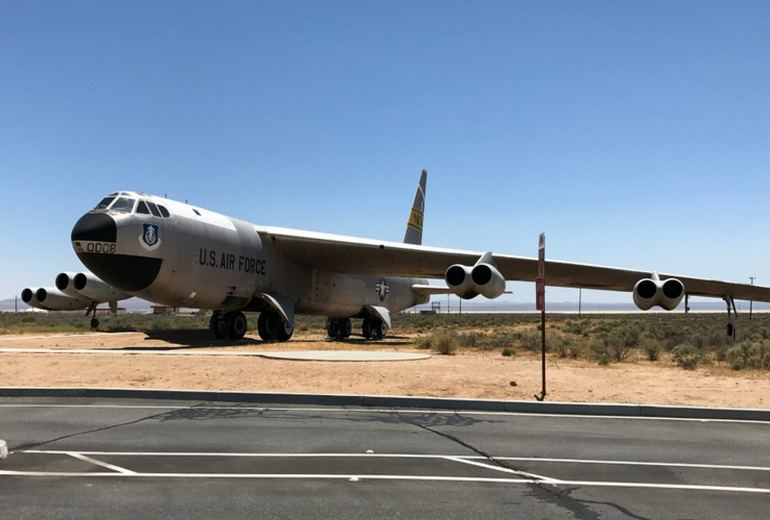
90,318,99,330
326,318,338,339
327,318,352,340
336,318,352,339
224,311,247,340
274,317,294,342
259,311,293,342
209,311,225,339
362,318,372,340
257,312,272,341
369,318,388,340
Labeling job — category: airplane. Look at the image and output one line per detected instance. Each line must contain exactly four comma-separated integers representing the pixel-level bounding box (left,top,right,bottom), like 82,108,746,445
21,271,130,328
61,170,770,341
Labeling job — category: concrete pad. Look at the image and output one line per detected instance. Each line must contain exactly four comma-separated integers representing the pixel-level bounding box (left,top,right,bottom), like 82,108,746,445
256,350,430,362
0,347,429,362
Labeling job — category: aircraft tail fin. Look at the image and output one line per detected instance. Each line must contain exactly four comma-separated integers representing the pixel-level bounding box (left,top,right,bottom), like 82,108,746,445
403,169,427,245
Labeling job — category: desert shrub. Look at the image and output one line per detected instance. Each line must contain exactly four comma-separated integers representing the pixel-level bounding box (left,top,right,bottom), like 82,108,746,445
519,333,541,352
671,344,705,370
456,332,481,348
604,331,633,362
501,348,514,357
415,336,432,349
431,332,458,355
641,338,660,361
726,341,770,370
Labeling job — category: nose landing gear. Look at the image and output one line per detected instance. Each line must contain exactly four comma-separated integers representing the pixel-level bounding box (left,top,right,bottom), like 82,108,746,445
209,310,248,340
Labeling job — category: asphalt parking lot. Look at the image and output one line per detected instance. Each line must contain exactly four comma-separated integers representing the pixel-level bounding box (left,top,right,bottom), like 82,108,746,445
1,397,769,519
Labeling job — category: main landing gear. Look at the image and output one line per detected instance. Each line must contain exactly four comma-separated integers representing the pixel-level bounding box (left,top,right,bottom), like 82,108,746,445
326,317,388,340
210,310,248,340
257,311,294,342
724,296,738,340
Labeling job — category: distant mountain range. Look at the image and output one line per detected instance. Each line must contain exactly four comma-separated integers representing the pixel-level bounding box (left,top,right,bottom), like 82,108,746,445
0,297,155,312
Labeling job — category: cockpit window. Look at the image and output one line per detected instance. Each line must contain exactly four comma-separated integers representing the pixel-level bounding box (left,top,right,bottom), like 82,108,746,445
146,201,161,217
158,205,170,218
136,201,150,214
110,197,136,213
93,197,115,210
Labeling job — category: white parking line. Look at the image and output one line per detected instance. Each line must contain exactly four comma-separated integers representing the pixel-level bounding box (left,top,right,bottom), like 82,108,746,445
443,456,558,482
20,450,770,474
1,403,768,425
65,452,136,475
0,469,768,494
487,456,770,472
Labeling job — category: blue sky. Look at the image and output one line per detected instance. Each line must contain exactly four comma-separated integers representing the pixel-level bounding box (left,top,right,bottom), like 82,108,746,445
1,0,769,304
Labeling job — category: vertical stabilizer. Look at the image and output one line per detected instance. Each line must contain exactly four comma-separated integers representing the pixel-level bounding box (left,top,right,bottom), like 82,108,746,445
403,169,427,245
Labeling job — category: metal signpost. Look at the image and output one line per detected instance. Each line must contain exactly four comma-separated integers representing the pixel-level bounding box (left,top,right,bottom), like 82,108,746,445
535,233,547,401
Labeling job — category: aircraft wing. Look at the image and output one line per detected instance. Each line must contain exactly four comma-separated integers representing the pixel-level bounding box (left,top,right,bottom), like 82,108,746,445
257,226,770,302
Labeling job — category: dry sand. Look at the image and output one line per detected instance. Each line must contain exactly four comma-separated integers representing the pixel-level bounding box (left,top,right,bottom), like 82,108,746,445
0,331,768,408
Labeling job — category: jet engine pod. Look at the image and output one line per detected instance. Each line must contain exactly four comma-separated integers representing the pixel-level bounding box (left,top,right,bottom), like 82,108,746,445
445,264,478,299
471,263,506,299
55,272,83,298
73,272,130,301
658,278,685,311
633,278,658,311
34,287,91,311
632,277,685,311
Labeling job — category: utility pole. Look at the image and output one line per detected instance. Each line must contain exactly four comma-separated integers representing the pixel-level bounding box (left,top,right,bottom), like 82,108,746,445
535,233,547,402
750,276,756,320
14,295,18,315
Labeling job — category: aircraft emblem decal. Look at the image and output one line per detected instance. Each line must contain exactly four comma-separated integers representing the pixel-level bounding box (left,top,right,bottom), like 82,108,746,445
375,279,390,302
140,223,161,251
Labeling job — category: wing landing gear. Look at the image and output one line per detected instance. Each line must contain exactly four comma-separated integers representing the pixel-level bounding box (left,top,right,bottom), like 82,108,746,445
724,296,737,340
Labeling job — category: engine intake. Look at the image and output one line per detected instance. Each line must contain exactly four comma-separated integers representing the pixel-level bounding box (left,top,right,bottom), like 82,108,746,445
633,277,684,311
445,256,506,300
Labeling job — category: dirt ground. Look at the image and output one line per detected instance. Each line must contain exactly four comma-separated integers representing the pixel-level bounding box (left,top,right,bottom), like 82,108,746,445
0,331,768,408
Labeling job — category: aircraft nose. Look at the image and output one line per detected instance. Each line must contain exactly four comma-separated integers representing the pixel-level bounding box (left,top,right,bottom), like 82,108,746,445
70,211,163,292
71,213,117,243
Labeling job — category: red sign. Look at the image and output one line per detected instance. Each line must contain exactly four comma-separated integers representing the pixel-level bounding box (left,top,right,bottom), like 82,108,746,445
536,233,545,310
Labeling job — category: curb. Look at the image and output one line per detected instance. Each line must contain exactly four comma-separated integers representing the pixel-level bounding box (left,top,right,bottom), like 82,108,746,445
0,387,769,422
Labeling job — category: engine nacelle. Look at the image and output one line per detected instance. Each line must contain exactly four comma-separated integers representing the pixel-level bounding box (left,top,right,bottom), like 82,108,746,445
445,260,506,300
21,288,46,310
73,272,131,302
471,263,506,299
445,264,478,299
633,277,685,311
34,287,91,311
55,272,83,298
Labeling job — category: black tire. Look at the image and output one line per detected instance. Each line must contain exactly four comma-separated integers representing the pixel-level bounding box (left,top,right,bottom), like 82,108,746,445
362,318,372,339
257,312,272,341
225,311,247,340
340,318,352,339
327,318,338,339
370,318,387,340
90,318,99,330
210,311,225,339
274,318,294,342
